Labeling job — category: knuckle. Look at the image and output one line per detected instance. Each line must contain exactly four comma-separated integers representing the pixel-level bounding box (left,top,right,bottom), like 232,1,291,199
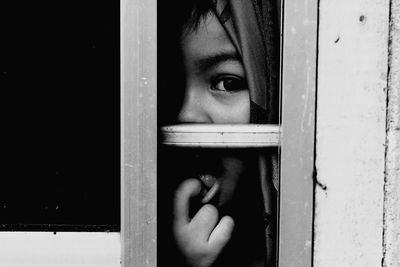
173,190,183,205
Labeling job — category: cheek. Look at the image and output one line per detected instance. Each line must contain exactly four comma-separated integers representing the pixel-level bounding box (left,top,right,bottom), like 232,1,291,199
233,92,251,122
209,91,250,123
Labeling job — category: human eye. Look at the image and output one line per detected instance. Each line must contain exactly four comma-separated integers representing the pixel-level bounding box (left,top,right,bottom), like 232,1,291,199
210,76,248,94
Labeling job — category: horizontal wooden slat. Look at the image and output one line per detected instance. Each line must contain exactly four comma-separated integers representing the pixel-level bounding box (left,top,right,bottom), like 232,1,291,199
162,124,280,148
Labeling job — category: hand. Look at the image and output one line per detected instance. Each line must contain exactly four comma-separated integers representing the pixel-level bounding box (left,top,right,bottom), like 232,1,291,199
173,179,234,267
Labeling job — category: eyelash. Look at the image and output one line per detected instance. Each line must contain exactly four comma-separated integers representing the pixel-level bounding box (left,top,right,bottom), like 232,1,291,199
210,76,248,94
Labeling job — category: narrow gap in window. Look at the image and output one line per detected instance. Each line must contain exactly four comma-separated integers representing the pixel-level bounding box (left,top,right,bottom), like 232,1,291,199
157,1,281,266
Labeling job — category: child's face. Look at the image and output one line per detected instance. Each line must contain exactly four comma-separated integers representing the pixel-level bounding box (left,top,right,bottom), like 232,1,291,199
178,12,250,209
178,12,250,124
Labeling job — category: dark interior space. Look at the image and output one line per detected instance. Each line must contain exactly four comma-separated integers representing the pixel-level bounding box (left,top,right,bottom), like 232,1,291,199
1,0,120,231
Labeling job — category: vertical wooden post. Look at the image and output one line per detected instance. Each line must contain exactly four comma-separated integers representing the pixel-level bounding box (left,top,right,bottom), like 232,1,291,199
121,0,157,266
278,0,318,266
383,0,400,266
314,0,390,266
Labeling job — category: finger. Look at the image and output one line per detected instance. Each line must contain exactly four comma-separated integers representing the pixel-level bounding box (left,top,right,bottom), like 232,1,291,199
190,204,219,241
208,216,234,251
174,178,202,227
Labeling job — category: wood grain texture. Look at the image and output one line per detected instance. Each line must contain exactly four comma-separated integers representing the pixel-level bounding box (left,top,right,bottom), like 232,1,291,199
383,0,400,266
314,0,390,266
121,0,157,266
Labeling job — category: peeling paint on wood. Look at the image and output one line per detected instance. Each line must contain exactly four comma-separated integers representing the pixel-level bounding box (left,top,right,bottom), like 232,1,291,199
383,0,400,266
314,0,390,266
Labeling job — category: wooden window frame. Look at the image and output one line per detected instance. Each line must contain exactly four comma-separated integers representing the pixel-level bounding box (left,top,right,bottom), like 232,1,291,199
277,0,317,266
121,0,317,266
121,0,157,266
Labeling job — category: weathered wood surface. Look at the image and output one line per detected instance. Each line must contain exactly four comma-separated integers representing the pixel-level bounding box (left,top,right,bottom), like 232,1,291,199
314,0,390,266
278,0,317,265
162,124,280,148
121,0,157,266
383,0,400,266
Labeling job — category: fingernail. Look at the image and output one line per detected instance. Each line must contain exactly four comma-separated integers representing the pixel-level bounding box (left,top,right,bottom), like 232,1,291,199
201,181,220,203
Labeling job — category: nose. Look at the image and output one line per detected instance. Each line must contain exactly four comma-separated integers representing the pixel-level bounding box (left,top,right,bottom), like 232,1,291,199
177,89,211,123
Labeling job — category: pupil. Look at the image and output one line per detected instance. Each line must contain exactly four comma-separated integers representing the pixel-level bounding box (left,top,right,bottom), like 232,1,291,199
224,79,236,91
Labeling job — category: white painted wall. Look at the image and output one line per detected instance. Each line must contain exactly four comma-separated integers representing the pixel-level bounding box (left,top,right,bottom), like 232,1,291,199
0,232,120,267
314,0,390,266
383,0,400,266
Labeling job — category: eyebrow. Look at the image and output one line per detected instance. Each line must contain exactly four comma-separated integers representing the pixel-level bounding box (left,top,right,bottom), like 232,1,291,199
194,51,241,72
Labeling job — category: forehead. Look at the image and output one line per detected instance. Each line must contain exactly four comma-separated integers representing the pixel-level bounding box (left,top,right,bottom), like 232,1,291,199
181,12,235,59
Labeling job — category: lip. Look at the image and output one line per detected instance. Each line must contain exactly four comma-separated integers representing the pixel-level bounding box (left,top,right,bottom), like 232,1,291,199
199,174,220,203
199,174,217,188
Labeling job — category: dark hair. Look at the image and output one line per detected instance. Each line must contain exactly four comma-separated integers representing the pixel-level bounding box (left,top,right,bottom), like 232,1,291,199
158,0,216,125
181,0,216,33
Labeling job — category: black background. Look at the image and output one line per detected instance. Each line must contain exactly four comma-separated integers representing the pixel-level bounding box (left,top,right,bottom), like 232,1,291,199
1,0,120,231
